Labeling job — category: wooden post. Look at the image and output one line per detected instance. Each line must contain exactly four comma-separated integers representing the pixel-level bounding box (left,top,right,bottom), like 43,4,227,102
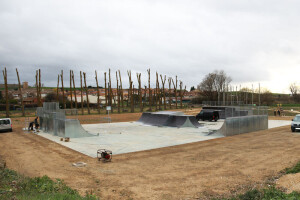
60,70,66,109
168,78,172,109
136,73,143,112
160,75,166,110
116,71,120,113
57,74,60,102
172,76,178,109
16,68,25,116
83,72,90,114
147,69,152,111
80,71,84,114
72,71,78,109
118,70,124,112
2,68,9,117
69,70,73,109
95,70,100,114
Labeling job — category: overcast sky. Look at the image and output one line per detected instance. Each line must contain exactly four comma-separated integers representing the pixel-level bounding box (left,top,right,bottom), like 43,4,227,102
0,0,299,93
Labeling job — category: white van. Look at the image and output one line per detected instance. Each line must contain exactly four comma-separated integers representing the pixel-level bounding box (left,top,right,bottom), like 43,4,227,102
0,118,12,132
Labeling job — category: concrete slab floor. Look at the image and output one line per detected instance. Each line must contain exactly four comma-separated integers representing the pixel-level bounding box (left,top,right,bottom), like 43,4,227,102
38,120,291,158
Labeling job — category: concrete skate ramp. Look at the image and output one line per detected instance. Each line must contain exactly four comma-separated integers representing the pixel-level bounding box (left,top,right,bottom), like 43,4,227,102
164,115,202,128
141,113,170,126
218,115,268,136
138,112,202,128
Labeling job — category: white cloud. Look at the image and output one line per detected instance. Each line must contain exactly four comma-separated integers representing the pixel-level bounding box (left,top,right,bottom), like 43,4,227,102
0,0,299,93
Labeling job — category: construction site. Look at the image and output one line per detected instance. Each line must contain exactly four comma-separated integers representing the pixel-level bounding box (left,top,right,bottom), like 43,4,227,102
1,98,299,199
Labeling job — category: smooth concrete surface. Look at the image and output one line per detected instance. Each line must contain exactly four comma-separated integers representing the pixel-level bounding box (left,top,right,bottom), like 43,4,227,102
38,120,291,158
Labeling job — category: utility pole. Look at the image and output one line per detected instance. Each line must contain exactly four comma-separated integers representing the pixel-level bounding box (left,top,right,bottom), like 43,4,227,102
16,68,25,116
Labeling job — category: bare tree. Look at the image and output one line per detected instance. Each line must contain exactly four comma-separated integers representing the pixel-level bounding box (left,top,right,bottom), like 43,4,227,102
104,72,107,108
95,70,100,114
160,75,166,110
290,82,300,102
16,68,25,116
136,73,143,112
127,70,134,112
2,68,9,117
198,70,232,103
80,71,84,114
172,76,178,109
116,71,120,113
57,74,60,102
179,81,186,108
60,70,66,109
118,70,124,112
69,70,73,109
147,69,152,111
72,70,78,109
168,77,172,109
83,72,90,114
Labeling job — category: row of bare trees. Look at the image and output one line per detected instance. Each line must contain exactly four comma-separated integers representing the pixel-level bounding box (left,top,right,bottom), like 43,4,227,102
1,67,188,117
53,68,187,114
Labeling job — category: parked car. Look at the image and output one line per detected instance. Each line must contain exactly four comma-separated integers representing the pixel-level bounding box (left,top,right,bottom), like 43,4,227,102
291,114,300,132
196,110,219,122
0,118,12,132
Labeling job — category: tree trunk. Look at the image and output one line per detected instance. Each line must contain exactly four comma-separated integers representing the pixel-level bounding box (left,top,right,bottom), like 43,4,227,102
80,71,84,115
83,72,90,114
57,74,60,102
147,69,152,111
16,68,25,116
61,70,66,109
72,71,78,109
2,68,9,117
69,70,73,109
95,70,100,114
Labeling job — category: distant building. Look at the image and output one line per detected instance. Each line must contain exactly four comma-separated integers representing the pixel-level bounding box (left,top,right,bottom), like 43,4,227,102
22,82,28,89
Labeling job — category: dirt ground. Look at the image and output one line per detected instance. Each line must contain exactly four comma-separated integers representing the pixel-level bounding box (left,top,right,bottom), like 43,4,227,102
1,111,300,199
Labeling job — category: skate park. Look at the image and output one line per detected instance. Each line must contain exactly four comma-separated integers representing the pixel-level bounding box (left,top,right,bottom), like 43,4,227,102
36,102,292,157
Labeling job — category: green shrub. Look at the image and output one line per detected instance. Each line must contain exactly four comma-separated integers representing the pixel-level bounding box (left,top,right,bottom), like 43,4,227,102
0,168,98,200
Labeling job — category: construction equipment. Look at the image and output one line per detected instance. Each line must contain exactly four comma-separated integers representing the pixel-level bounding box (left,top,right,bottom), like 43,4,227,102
97,149,112,162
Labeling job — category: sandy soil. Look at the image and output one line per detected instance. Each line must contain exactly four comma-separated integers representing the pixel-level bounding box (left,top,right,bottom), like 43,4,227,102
1,112,300,199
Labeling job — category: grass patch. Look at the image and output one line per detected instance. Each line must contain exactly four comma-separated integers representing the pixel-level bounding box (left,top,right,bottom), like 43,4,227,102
0,168,98,200
285,161,300,174
217,187,300,200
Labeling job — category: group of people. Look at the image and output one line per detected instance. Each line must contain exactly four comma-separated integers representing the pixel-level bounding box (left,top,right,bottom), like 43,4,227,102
28,117,39,131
